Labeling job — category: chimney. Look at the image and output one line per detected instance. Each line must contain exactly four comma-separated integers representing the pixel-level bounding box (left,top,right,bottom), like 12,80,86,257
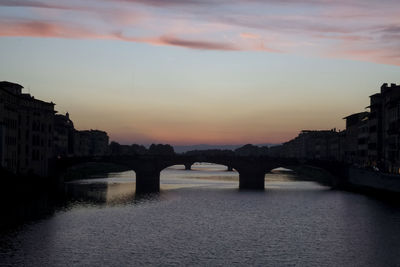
381,83,388,93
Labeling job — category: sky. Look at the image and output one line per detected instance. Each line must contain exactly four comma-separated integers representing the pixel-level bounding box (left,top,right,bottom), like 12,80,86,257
0,0,400,145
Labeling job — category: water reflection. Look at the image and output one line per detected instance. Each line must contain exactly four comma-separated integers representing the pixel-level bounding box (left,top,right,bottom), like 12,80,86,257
0,165,329,229
64,165,238,206
1,165,400,266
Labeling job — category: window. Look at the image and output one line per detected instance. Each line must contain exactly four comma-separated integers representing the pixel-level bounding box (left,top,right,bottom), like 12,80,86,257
32,150,41,161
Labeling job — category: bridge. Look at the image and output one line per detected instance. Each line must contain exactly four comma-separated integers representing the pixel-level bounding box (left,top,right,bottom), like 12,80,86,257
52,153,350,193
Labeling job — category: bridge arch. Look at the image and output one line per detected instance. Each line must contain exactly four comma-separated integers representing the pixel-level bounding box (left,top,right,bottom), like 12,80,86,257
164,162,235,172
52,155,348,193
50,157,137,182
63,162,133,180
190,162,236,172
283,161,349,188
52,155,285,192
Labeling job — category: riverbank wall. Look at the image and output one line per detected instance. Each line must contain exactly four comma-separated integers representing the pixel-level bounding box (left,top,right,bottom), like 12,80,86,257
289,165,400,195
0,169,65,229
347,167,400,194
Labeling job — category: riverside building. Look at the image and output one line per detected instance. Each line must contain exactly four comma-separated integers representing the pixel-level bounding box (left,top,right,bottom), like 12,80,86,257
0,81,55,176
277,129,342,161
54,112,75,158
73,129,109,157
347,83,400,172
369,83,400,173
342,112,369,165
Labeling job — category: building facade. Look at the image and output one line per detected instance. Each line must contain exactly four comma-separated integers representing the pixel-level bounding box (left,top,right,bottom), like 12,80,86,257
54,112,75,158
273,83,400,174
343,112,369,165
74,130,109,157
380,83,400,173
1,81,111,177
324,83,400,173
274,129,342,161
0,81,55,176
367,92,383,167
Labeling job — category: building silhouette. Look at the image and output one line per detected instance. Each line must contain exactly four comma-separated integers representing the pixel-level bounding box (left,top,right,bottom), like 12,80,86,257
345,83,400,172
270,129,342,161
343,112,369,165
1,80,399,176
0,81,55,176
272,83,400,174
55,113,110,157
370,83,400,172
54,112,75,158
0,81,110,176
73,129,109,157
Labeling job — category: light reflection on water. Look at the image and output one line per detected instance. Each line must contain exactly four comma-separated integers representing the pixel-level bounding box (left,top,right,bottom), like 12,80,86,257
1,164,400,266
65,164,240,206
65,164,308,205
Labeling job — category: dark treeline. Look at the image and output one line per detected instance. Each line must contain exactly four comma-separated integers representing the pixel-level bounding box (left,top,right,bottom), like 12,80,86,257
108,142,270,157
185,144,269,156
109,142,175,155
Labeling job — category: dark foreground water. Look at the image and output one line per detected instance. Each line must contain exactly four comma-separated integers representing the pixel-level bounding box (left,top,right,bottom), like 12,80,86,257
1,164,400,266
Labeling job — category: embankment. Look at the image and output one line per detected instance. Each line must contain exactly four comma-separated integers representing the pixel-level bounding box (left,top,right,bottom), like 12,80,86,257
290,165,400,196
347,167,400,193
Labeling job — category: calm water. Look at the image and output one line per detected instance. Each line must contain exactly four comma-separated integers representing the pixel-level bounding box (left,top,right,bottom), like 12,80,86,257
1,164,400,266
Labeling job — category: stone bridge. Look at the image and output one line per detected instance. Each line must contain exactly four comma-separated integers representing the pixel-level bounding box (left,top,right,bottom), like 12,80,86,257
52,154,348,193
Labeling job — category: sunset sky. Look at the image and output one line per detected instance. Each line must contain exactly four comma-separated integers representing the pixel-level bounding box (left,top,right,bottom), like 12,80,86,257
1,0,400,145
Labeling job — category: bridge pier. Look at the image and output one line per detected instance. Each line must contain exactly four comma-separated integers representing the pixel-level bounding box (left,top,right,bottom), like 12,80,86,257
184,163,192,171
238,170,265,190
55,154,288,192
135,170,160,193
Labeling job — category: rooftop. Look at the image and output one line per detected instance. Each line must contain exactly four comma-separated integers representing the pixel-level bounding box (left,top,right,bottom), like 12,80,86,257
0,81,23,89
343,111,369,120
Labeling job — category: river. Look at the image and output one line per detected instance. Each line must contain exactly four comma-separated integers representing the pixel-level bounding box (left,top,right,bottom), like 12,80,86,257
1,164,399,266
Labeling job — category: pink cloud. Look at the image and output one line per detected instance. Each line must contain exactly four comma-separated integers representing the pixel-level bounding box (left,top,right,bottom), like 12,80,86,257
327,41,400,66
0,0,78,10
0,20,95,38
240,32,260,39
313,34,372,42
346,50,400,66
1,0,400,65
157,35,239,50
108,0,209,7
0,19,240,51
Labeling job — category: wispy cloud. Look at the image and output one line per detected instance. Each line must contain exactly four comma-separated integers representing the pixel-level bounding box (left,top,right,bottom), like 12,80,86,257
0,19,93,38
0,0,84,10
240,33,260,39
110,0,214,7
0,0,400,65
0,19,239,51
157,35,239,50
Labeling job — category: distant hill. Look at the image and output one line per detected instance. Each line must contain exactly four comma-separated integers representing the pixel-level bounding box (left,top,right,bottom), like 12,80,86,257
173,144,279,153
